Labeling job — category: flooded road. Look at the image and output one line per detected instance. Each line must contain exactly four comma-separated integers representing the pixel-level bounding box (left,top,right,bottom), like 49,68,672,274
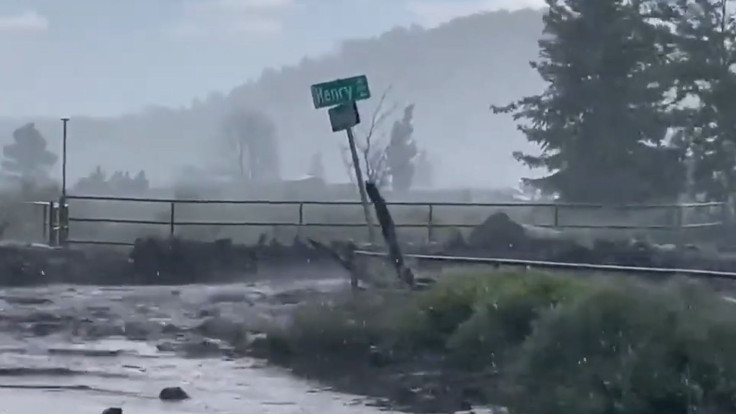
0,279,396,414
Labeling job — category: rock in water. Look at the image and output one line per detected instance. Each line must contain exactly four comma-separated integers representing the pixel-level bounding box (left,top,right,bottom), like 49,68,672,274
159,386,190,401
102,408,123,414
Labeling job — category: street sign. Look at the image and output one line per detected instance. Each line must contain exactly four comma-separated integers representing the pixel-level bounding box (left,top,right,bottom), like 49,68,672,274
309,74,376,243
311,75,371,109
328,102,361,132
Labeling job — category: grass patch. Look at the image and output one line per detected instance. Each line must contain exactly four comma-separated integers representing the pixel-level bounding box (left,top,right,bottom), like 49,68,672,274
262,270,736,414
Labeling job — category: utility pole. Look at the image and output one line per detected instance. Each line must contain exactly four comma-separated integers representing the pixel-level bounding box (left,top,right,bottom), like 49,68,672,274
61,118,69,198
59,118,69,246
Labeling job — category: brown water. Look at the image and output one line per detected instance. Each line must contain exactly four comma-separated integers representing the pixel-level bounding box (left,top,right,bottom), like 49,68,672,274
0,280,399,414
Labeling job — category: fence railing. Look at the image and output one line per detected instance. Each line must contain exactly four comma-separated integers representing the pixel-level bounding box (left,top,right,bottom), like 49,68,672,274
43,195,728,247
354,250,736,280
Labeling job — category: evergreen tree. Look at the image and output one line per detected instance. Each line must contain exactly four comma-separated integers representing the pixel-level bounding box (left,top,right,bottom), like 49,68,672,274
493,0,684,203
660,0,736,201
386,104,418,191
2,123,57,182
414,150,435,187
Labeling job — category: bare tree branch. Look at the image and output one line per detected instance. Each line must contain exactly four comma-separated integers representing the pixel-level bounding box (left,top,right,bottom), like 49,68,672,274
337,85,399,189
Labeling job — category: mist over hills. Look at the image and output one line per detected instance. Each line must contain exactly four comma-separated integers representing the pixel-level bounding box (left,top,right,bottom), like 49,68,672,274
0,8,544,189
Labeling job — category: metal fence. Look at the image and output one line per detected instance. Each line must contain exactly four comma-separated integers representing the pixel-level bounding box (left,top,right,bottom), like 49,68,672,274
354,250,736,280
44,195,728,247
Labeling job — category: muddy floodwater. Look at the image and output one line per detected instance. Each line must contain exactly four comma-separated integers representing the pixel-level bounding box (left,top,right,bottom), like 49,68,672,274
0,278,400,414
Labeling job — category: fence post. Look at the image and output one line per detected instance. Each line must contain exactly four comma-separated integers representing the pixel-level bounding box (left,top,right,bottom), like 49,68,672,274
41,202,48,242
427,203,434,243
297,202,304,238
58,197,69,247
553,205,560,227
673,204,684,246
47,201,56,246
169,202,175,238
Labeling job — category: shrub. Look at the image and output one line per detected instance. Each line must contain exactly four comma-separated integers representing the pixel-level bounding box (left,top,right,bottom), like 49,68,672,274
265,291,405,359
397,273,493,350
260,269,736,414
507,278,736,414
446,272,589,369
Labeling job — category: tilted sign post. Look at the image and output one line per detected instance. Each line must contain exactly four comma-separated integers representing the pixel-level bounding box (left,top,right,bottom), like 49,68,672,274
311,75,376,244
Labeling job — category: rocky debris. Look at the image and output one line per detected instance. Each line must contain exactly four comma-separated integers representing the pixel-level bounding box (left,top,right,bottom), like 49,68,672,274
195,317,248,346
159,386,190,401
157,336,235,358
0,235,350,287
129,237,257,284
123,320,164,341
101,408,122,414
0,296,52,305
29,321,65,336
454,211,736,273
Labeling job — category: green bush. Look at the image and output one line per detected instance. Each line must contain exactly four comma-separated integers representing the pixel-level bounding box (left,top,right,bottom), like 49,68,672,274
507,278,736,414
396,273,493,350
266,291,404,358
446,272,589,369
261,270,736,414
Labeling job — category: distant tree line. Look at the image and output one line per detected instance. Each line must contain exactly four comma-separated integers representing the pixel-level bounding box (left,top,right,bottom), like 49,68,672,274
1,123,150,195
494,0,736,205
74,166,149,194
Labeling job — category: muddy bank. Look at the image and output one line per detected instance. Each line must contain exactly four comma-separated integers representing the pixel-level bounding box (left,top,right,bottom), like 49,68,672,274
0,278,482,413
0,282,404,414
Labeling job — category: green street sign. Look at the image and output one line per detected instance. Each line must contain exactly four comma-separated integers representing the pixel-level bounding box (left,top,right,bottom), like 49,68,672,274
311,75,371,109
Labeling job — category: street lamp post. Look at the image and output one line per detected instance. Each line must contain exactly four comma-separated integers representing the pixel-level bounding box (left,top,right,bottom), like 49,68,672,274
61,118,69,198
59,118,69,246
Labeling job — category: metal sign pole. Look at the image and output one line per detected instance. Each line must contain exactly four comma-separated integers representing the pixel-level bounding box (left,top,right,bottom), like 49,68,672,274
346,126,376,244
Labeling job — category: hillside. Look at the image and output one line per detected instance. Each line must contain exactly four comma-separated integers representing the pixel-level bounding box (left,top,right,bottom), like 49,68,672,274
0,9,545,189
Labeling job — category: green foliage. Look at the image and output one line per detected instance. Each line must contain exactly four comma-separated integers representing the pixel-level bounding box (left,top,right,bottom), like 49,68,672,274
268,271,736,414
493,0,685,203
509,279,736,414
658,0,736,202
2,123,57,182
446,273,588,369
413,150,434,188
267,292,404,358
399,274,491,349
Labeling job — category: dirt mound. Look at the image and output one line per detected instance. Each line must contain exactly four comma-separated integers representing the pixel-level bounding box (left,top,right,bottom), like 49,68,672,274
452,212,736,273
467,212,527,250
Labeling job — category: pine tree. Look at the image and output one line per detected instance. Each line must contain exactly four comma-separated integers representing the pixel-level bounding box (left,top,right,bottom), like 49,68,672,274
661,0,736,201
386,104,418,191
2,123,57,182
493,0,684,203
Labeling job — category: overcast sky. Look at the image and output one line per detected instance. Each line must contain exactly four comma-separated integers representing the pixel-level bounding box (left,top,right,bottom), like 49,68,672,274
0,0,544,117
